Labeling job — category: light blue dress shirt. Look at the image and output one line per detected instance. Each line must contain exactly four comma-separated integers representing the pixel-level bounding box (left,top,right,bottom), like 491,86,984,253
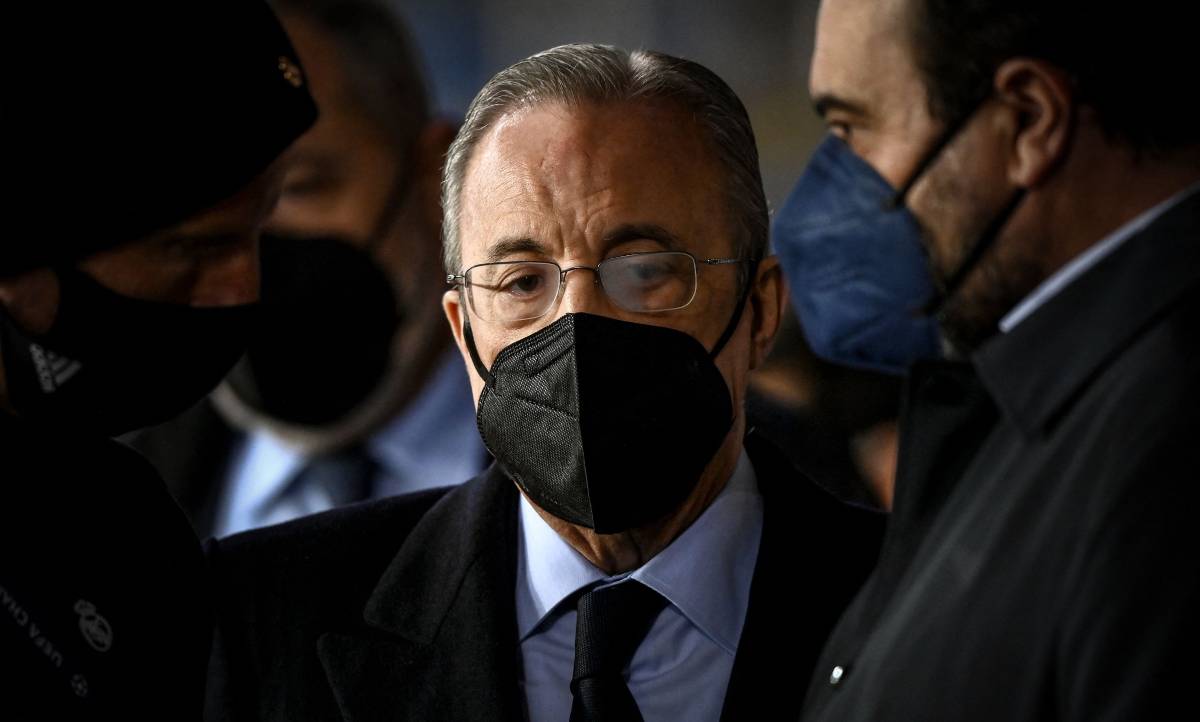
515,451,764,722
1000,182,1200,333
215,350,485,537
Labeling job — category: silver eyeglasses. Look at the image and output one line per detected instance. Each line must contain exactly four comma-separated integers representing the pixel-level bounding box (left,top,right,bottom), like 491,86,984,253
446,250,742,324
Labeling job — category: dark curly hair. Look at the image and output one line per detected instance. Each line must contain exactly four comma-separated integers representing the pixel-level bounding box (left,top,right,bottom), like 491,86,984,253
906,0,1200,156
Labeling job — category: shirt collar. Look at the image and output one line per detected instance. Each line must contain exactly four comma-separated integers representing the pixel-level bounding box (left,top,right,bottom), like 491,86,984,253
1000,181,1200,333
515,450,763,655
224,429,307,520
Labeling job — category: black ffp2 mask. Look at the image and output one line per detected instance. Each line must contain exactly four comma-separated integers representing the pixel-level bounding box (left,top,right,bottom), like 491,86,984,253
223,234,403,427
466,310,743,534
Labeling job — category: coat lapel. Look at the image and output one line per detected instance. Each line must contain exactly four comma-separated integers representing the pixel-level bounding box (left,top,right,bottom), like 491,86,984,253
318,464,525,722
721,433,885,721
125,398,239,537
317,435,883,721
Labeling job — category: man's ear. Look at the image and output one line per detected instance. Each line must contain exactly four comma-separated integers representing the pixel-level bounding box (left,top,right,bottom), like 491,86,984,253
993,58,1075,188
747,255,786,370
443,287,487,403
442,287,467,354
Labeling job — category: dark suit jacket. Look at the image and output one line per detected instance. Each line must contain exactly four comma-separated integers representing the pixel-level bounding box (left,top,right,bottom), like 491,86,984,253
124,399,240,538
801,191,1200,721
204,433,884,721
1,415,210,719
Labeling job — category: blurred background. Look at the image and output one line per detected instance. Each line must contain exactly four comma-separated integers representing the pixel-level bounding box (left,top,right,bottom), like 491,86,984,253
399,0,824,212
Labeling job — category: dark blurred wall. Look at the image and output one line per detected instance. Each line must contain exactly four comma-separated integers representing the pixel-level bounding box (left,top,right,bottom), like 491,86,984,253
392,0,824,215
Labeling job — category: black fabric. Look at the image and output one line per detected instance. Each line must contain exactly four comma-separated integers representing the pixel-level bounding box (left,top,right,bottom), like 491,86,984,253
0,268,255,437
203,433,884,721
0,414,211,718
570,582,668,722
800,190,1200,722
718,435,883,722
4,0,317,277
121,399,240,539
475,313,734,533
205,473,518,722
225,235,402,427
744,388,879,511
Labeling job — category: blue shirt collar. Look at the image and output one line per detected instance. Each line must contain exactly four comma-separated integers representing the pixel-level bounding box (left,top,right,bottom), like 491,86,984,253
515,450,763,655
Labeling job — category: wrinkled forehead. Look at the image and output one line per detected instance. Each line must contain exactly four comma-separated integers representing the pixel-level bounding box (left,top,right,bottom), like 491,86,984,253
457,100,729,266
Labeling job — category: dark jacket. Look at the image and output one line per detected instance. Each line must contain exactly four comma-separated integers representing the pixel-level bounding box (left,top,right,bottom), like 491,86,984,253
204,433,883,721
0,416,209,719
800,191,1200,721
125,399,239,538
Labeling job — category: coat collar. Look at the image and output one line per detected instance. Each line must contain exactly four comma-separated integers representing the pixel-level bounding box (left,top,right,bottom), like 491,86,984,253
317,435,883,722
720,433,885,720
974,190,1200,439
318,463,524,722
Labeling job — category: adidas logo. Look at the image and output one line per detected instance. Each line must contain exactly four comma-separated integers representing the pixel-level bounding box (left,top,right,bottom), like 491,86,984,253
29,343,82,394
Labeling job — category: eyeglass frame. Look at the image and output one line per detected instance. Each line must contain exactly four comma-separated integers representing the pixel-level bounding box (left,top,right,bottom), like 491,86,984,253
446,250,744,324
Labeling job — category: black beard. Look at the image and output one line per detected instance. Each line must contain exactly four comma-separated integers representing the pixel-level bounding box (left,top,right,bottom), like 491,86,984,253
935,251,1043,356
916,182,1042,356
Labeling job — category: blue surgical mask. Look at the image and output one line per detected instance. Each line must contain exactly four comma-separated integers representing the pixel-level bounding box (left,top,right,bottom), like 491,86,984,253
773,135,942,375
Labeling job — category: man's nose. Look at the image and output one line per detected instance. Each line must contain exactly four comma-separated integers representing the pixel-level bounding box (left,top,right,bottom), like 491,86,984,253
557,267,610,318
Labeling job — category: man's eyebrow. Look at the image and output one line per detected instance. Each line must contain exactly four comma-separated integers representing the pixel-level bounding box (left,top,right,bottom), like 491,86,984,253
485,237,552,264
812,93,869,120
601,223,682,252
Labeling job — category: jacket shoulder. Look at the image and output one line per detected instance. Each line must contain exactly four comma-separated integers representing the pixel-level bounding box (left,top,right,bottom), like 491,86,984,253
209,485,452,587
747,431,886,562
206,484,456,640
203,474,502,720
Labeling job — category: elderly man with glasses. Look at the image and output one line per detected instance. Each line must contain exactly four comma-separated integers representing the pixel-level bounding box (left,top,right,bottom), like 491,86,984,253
204,43,883,722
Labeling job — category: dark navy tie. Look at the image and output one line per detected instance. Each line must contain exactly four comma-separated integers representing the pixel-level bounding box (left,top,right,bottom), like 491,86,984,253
260,443,378,524
570,581,668,722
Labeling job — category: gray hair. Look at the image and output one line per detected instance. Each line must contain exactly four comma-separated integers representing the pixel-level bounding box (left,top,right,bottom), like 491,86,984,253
442,43,768,289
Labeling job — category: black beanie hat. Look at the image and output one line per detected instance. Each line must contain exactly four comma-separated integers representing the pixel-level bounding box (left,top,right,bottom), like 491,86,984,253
4,0,319,278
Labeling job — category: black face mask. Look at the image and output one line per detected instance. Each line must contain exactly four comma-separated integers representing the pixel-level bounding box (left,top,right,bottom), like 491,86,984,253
0,266,255,436
465,297,748,534
223,234,403,427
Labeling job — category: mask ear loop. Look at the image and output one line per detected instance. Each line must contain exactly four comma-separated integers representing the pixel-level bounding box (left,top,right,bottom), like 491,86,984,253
919,85,1080,316
883,90,1029,316
888,89,992,209
708,258,761,360
462,311,495,387
920,188,1026,315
